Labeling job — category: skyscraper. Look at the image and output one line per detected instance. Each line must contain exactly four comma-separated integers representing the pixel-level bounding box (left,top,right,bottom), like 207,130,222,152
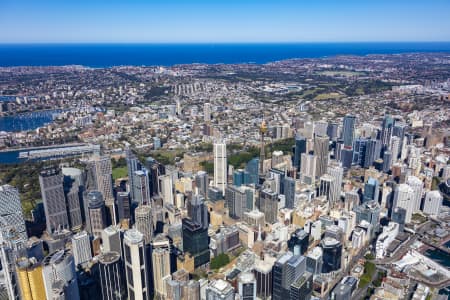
132,170,151,205
0,185,27,242
259,120,268,176
272,253,306,300
321,237,342,273
71,231,92,267
102,225,122,255
363,177,379,203
238,272,256,300
204,102,211,123
98,251,126,300
123,229,151,300
182,218,210,268
187,195,209,230
62,167,83,232
195,171,209,197
314,135,329,177
327,162,343,205
423,190,443,216
342,115,356,147
134,205,153,245
213,140,227,196
381,115,394,151
293,134,307,171
16,257,46,300
39,167,70,234
151,235,172,299
89,155,116,224
42,249,80,300
126,148,142,202
205,279,235,300
406,176,424,212
300,153,316,184
393,184,415,223
159,174,174,205
259,188,279,224
283,177,296,209
116,191,131,222
245,157,259,185
86,191,107,238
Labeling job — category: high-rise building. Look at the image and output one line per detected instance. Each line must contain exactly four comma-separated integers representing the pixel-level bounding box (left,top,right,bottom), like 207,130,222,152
0,185,27,242
116,192,131,222
327,162,343,205
204,102,211,123
381,115,394,151
406,176,424,212
300,153,316,184
238,272,256,300
327,123,339,141
288,229,309,255
290,271,313,300
390,136,401,164
205,279,234,300
42,249,80,300
321,237,342,273
98,251,126,300
62,168,84,232
253,260,273,300
382,151,392,172
293,134,307,171
354,200,381,237
159,174,174,205
272,253,306,300
187,195,209,230
423,190,443,216
126,148,142,202
195,171,209,197
245,157,259,185
151,235,172,299
135,205,153,245
225,185,254,219
363,138,377,168
259,189,279,224
89,155,116,224
123,229,150,300
182,218,210,268
318,174,333,201
342,115,356,147
16,257,46,300
39,168,70,233
132,170,151,205
213,141,227,196
283,177,296,209
71,231,92,267
306,247,323,275
86,191,107,238
0,222,22,300
314,135,329,177
363,177,379,203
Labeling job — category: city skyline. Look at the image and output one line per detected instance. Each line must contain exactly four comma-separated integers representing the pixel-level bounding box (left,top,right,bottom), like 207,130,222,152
1,0,450,43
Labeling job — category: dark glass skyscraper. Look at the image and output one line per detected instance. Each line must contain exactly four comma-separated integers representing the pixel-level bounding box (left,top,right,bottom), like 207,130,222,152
283,176,296,209
98,251,126,300
182,218,210,268
321,238,342,273
245,157,259,185
293,135,307,171
342,115,356,147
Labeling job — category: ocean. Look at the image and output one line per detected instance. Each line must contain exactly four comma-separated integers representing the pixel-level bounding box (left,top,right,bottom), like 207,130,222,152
1,42,450,68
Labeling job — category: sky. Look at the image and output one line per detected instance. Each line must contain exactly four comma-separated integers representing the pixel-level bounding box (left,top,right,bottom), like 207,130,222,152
1,0,450,43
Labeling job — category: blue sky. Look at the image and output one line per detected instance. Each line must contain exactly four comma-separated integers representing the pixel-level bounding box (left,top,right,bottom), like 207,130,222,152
1,0,449,43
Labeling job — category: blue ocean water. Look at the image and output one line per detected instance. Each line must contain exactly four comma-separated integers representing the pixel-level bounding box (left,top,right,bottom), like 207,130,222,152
1,42,450,67
0,110,62,132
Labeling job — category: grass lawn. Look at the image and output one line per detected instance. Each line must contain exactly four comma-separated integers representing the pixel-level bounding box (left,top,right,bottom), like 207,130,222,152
314,92,342,100
112,167,128,180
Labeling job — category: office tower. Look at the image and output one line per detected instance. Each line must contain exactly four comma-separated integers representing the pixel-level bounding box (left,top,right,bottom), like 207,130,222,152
187,195,208,229
62,168,83,232
205,279,234,300
344,190,360,211
151,235,171,299
269,168,285,195
0,185,27,242
423,190,443,216
331,282,352,300
144,157,163,196
390,136,401,163
272,253,306,300
213,141,227,196
159,174,174,205
354,201,381,237
233,169,251,187
259,188,279,224
363,177,379,203
288,229,309,255
98,251,126,300
204,102,211,122
0,222,22,300
300,153,316,184
195,171,209,197
314,120,328,137
133,170,151,205
238,272,256,300
327,123,339,141
406,176,424,212
327,162,343,205
42,249,80,300
259,120,268,176
393,184,415,223
125,148,142,201
89,155,116,224
314,135,329,177
381,115,394,151
225,185,253,219
363,138,377,168
321,237,342,273
245,157,260,185
253,260,273,299
342,115,356,147
290,271,313,300
116,192,131,221
283,177,296,209
293,134,307,170
340,147,353,170
39,168,70,233
182,218,210,268
71,231,92,267
352,138,367,166
102,226,122,254
123,229,150,300
382,151,392,172
393,122,407,158
391,207,406,232
153,137,161,150
306,247,323,275
16,257,46,300
85,191,106,239
134,205,153,245
318,175,333,201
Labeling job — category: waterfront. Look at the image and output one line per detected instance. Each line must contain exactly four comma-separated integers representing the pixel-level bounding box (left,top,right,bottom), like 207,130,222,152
0,110,62,132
